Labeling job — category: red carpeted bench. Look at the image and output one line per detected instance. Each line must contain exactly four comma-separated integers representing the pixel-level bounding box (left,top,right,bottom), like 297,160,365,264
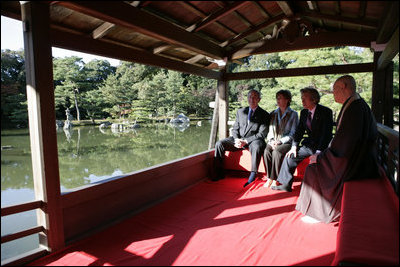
332,169,399,266
223,149,310,178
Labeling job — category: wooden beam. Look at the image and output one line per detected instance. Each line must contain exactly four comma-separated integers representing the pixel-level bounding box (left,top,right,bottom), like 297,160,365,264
153,44,173,54
232,10,253,28
306,1,318,11
301,11,378,28
377,27,399,70
334,1,341,15
0,1,21,20
55,1,224,59
217,73,228,140
372,52,384,123
252,1,270,19
151,1,237,57
21,1,65,252
377,2,399,43
358,1,367,18
191,1,250,32
179,1,237,35
224,63,375,81
92,22,115,39
51,27,221,80
208,90,219,150
185,54,206,64
277,1,294,17
230,31,375,60
92,1,141,39
383,62,394,128
222,14,286,48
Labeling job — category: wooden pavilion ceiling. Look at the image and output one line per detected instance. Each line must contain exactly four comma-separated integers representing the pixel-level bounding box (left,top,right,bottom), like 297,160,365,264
1,1,399,78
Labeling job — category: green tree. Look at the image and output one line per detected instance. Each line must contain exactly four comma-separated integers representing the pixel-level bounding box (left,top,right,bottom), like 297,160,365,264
165,70,185,117
183,73,216,116
53,56,88,121
81,59,116,122
101,62,160,120
1,49,27,127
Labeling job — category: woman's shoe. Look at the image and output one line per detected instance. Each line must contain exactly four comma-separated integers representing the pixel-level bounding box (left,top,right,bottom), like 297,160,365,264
263,178,273,188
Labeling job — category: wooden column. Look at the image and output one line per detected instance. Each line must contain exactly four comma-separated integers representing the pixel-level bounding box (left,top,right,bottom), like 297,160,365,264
217,69,229,140
384,62,394,128
372,52,384,123
21,1,65,251
208,89,219,150
372,51,395,128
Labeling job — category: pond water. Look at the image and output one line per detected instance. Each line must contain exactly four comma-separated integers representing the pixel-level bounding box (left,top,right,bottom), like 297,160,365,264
1,121,212,261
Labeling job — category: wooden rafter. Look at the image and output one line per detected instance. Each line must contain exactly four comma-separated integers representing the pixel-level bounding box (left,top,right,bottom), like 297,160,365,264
252,1,270,19
191,1,250,32
55,1,225,59
377,27,399,70
179,1,237,35
306,1,317,11
358,1,367,18
301,11,378,29
277,1,294,17
222,14,286,48
153,44,173,54
230,31,375,60
91,1,141,39
50,27,221,79
377,1,399,43
225,63,374,80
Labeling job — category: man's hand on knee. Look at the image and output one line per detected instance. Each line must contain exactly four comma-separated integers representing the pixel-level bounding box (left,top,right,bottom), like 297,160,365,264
234,138,247,148
286,146,297,158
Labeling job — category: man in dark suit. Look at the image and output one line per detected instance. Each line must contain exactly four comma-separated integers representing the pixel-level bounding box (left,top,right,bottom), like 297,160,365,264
272,87,333,192
213,89,270,188
296,75,380,223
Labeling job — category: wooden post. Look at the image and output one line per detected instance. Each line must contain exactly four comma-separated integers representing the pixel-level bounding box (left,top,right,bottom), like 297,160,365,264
208,90,219,150
372,52,384,123
217,69,229,140
384,62,394,128
372,51,395,128
21,1,65,252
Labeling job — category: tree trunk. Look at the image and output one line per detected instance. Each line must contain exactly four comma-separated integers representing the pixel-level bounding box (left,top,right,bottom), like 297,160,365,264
74,88,80,121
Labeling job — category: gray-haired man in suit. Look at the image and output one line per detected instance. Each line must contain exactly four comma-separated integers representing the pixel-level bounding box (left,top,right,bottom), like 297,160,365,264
213,89,270,188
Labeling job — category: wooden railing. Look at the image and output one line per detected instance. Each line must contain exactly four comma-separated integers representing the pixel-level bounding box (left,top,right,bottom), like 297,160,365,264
1,200,48,266
376,123,399,195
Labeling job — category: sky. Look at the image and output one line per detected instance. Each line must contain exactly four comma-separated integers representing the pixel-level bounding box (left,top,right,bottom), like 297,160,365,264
1,15,120,66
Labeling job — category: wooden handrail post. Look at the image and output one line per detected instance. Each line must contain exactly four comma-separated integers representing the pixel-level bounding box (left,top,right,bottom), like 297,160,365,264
217,64,229,140
21,1,65,252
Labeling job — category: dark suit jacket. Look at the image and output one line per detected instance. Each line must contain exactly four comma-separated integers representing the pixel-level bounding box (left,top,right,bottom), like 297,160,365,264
292,104,333,152
232,106,270,144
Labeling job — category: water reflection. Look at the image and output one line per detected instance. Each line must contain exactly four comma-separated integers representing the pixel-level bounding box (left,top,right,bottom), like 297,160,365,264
1,121,211,193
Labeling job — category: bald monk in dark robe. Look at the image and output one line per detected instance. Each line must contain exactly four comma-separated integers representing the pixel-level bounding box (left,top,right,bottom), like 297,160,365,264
296,75,380,224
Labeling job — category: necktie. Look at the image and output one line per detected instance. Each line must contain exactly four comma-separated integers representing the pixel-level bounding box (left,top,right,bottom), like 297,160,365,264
306,111,312,130
248,109,253,123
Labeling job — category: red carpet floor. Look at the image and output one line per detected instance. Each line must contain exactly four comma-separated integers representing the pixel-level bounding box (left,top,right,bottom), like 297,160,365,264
29,173,339,266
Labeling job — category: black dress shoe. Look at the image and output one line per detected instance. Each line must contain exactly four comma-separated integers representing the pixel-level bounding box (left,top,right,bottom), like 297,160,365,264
243,171,257,188
271,184,292,192
211,176,224,181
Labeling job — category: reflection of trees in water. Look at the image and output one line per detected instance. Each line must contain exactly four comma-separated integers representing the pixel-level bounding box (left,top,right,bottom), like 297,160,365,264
1,130,34,190
1,123,211,190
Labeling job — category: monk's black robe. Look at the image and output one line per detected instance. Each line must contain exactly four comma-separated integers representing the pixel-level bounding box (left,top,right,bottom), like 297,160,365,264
295,96,380,223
